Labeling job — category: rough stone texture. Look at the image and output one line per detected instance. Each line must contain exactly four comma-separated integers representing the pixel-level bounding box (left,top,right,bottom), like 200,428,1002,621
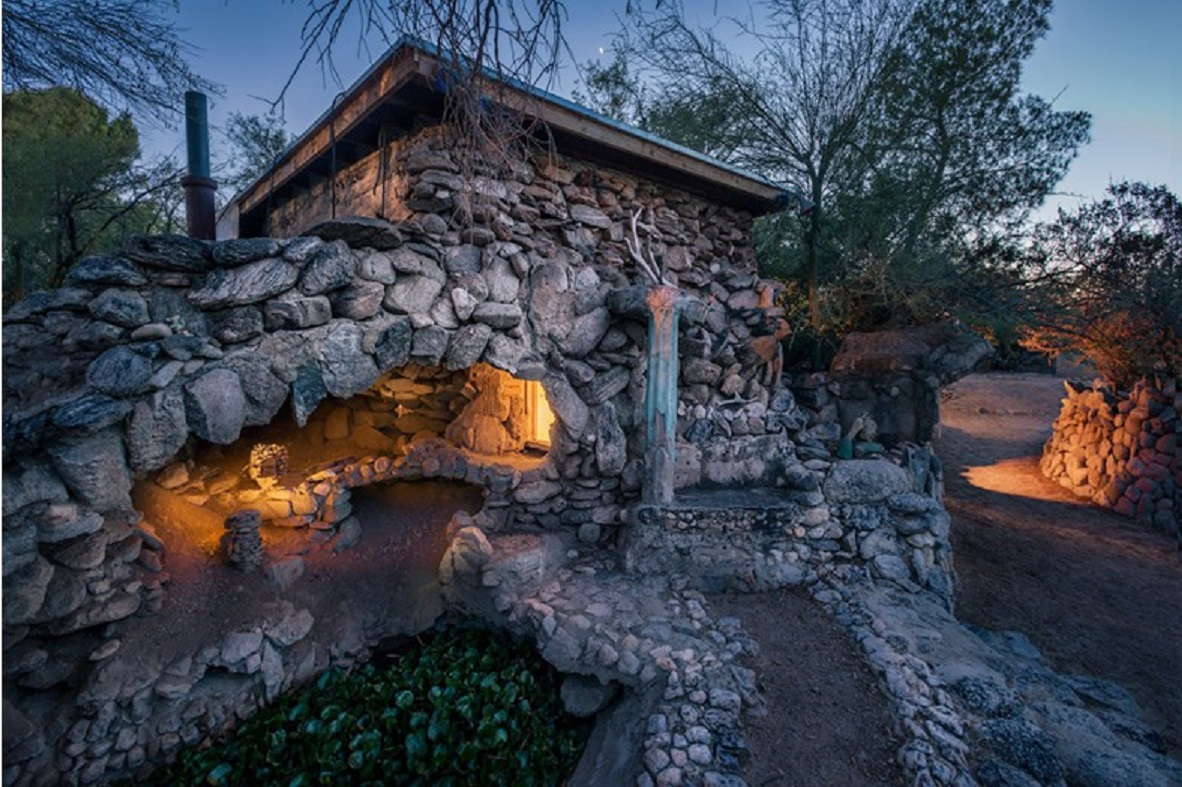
298,240,356,295
126,386,188,471
183,369,247,445
1041,378,1179,535
305,216,404,250
46,429,132,513
188,257,299,308
86,347,153,398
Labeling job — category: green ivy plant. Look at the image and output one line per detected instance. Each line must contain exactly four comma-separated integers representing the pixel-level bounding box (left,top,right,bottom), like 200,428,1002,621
139,626,587,786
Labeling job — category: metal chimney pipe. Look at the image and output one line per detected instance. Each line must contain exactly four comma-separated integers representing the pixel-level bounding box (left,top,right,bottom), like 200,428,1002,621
182,91,217,239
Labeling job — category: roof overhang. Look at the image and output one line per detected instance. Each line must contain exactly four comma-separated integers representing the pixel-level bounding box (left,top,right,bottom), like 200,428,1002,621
230,39,797,237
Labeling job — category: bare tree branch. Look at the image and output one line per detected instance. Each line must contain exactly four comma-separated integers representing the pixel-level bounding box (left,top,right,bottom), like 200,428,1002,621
1,0,217,125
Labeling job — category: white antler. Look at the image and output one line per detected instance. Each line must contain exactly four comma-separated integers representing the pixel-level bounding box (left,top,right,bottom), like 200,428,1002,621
626,207,672,286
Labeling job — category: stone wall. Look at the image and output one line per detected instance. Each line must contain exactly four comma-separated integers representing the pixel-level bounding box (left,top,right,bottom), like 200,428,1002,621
1040,378,1180,534
2,121,792,784
625,447,954,604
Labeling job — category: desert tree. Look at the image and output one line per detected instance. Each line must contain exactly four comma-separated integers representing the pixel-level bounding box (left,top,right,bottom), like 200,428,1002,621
604,0,917,328
218,112,293,198
594,0,1090,338
1,0,214,124
1021,182,1181,388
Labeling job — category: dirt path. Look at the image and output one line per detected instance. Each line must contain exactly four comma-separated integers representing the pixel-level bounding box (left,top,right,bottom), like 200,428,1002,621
708,590,905,786
935,372,1182,757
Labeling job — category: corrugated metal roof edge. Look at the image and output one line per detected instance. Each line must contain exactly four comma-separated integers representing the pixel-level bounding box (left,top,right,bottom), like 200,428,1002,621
225,34,810,222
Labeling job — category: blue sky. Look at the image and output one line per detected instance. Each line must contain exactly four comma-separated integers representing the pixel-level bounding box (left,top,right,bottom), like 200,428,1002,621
147,0,1181,216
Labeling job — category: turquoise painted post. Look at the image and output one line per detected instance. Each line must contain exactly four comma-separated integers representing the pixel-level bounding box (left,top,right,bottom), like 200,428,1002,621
643,285,682,505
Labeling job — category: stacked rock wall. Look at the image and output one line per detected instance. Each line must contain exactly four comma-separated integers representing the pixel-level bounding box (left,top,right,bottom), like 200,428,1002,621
625,447,954,603
1040,378,1180,534
2,123,793,784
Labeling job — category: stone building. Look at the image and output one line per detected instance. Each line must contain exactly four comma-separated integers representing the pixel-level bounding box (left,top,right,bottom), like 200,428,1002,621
2,39,965,786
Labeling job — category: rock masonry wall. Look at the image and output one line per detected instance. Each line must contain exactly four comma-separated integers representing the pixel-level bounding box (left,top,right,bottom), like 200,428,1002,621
1040,377,1180,535
1,124,794,785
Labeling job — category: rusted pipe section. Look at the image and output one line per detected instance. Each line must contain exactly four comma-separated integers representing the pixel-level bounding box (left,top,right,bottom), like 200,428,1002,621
182,91,217,239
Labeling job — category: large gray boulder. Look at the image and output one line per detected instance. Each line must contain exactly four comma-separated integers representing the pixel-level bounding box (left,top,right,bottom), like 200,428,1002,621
126,385,188,471
46,428,132,513
320,322,379,398
184,368,246,444
86,346,153,398
298,240,356,295
189,257,299,308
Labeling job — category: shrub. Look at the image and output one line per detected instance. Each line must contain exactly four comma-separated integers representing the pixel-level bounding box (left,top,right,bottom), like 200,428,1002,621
139,626,586,786
1019,182,1181,388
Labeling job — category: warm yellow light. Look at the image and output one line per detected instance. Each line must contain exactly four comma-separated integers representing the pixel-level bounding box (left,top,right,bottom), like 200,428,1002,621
524,379,554,447
962,458,1092,505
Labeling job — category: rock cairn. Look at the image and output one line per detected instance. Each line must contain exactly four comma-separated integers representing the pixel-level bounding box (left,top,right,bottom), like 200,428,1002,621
1040,378,1179,535
222,510,263,572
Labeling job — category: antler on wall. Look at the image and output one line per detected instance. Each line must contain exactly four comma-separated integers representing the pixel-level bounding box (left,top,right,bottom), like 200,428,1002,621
626,207,674,286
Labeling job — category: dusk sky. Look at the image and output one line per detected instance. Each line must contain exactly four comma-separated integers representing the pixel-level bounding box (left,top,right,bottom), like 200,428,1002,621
146,0,1181,218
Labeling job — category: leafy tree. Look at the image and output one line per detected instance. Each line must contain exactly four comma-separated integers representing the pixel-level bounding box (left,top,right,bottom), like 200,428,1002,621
1,0,214,123
594,0,1090,337
2,88,183,303
611,0,915,328
1021,182,1181,388
219,112,292,198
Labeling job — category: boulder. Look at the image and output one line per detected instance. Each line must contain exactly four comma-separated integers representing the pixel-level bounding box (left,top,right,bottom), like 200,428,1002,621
410,326,451,365
47,429,132,512
373,317,414,371
291,364,328,427
472,301,523,329
220,356,288,427
320,322,379,397
298,240,356,295
126,386,188,471
209,305,264,344
560,306,610,358
51,394,132,434
2,460,69,517
569,204,612,229
211,237,284,267
122,234,211,272
305,216,403,250
329,279,385,320
65,256,148,287
581,366,631,406
484,256,521,303
543,373,589,433
264,291,332,330
36,503,103,544
86,346,153,397
444,244,482,275
88,288,149,328
2,556,54,625
444,324,493,370
184,368,246,444
595,403,627,475
188,257,299,308
357,250,397,284
384,274,443,314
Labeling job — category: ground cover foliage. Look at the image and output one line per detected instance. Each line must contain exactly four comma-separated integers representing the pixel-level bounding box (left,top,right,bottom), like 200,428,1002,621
138,626,587,786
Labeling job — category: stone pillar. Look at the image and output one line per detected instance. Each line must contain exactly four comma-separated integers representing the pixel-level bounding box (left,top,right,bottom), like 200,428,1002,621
222,510,263,572
643,285,683,505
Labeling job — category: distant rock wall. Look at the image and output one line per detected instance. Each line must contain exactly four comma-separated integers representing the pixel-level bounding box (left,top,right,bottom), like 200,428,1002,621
1040,378,1180,534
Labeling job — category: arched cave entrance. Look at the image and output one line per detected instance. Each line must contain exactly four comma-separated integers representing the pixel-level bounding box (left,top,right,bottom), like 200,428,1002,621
133,361,558,589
